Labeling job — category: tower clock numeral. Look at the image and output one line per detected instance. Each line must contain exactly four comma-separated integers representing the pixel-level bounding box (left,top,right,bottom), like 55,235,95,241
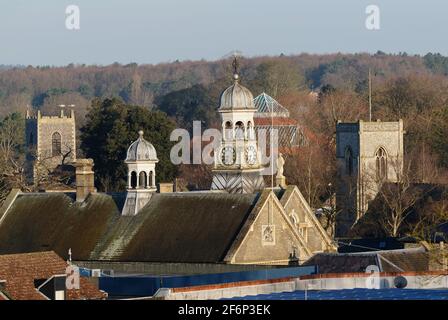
246,146,257,165
221,146,235,165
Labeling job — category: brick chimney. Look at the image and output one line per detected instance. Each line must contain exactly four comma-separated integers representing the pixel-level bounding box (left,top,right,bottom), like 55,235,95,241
74,159,96,202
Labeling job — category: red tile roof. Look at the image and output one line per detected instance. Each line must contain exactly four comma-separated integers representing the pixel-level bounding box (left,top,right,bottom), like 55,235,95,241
0,251,106,300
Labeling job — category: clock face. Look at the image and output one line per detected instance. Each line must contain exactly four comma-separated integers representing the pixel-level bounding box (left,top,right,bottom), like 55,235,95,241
221,146,235,165
246,146,257,165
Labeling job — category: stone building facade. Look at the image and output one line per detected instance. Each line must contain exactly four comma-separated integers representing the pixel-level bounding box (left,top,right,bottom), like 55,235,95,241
226,186,335,264
25,109,77,183
335,120,404,237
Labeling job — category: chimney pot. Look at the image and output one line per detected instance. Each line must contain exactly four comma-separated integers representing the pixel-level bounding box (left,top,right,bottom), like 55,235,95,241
74,158,96,202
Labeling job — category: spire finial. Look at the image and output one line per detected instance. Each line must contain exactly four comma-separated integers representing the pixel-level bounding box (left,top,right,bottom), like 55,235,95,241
138,130,144,138
67,248,72,264
232,56,239,82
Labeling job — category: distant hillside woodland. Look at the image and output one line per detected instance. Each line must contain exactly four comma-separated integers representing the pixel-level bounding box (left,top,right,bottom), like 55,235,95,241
3,52,448,239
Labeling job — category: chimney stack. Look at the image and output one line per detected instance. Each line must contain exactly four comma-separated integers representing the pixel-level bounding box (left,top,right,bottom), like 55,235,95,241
74,159,96,202
158,182,174,193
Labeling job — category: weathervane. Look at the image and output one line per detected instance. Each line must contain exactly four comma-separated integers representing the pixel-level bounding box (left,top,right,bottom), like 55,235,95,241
67,248,72,264
232,55,239,76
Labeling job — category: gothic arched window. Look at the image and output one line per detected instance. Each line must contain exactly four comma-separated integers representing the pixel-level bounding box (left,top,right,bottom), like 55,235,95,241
345,147,354,176
375,147,388,181
51,132,62,157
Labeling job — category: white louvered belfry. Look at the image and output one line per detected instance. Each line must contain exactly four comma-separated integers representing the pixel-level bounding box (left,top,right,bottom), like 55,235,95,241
122,130,159,215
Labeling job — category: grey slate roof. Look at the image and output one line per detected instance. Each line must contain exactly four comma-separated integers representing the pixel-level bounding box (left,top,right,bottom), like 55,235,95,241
303,247,429,273
0,191,259,263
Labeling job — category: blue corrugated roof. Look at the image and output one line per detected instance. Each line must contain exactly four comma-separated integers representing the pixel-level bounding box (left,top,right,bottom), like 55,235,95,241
225,289,448,300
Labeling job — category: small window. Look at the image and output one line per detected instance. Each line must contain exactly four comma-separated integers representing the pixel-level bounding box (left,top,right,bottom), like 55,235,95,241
51,132,61,156
290,214,298,225
345,147,354,176
375,147,387,181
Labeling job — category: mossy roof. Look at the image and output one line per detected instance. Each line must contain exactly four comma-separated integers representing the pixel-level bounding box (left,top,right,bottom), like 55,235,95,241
0,191,259,263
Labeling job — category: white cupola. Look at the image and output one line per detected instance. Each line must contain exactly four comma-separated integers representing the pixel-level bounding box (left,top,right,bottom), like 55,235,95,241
125,130,158,190
211,59,265,194
122,130,158,215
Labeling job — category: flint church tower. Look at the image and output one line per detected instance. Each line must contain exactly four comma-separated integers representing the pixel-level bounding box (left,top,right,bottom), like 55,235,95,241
211,59,265,194
25,109,77,183
335,119,404,237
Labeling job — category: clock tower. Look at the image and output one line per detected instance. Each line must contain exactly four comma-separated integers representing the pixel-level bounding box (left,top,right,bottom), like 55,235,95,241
211,63,265,194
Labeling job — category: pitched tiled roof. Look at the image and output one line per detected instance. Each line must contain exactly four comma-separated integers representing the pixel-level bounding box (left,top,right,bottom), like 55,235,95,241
0,192,259,263
97,192,260,263
0,193,121,259
0,251,106,300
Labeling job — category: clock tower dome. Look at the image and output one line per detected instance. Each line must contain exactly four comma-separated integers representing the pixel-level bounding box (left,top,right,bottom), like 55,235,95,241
211,63,265,194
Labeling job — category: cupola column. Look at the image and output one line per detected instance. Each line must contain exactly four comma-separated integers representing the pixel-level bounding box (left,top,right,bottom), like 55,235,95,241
152,171,156,187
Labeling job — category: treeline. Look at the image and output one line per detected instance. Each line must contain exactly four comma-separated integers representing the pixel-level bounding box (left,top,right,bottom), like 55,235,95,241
3,52,448,224
2,52,448,123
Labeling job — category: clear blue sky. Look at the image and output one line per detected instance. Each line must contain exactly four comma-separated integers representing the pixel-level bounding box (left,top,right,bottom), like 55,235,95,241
0,0,446,66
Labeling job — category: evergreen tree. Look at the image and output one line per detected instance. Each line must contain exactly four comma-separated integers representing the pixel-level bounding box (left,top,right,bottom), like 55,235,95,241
80,98,178,191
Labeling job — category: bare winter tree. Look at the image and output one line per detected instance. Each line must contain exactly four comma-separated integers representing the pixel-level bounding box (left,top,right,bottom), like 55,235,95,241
0,114,29,203
408,197,448,242
372,157,436,237
33,142,76,190
284,142,340,238
318,183,341,238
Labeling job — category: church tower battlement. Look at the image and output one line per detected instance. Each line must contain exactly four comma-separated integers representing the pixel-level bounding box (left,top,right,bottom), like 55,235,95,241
335,119,404,237
25,109,77,183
